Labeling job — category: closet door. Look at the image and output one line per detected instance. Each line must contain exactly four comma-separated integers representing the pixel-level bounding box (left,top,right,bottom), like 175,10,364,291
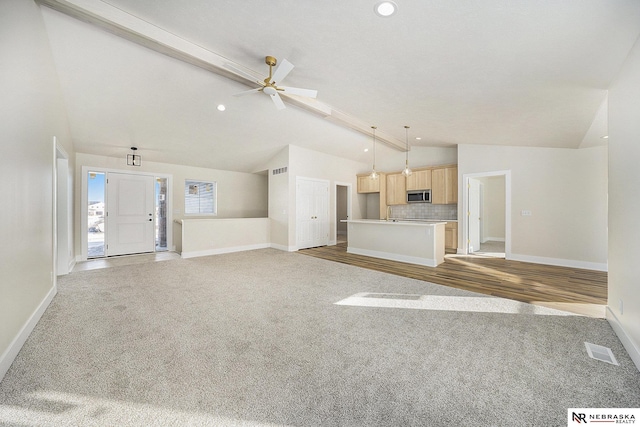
296,178,329,249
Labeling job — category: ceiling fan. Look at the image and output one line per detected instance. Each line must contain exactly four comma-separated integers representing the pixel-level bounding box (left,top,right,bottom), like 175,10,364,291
226,56,318,110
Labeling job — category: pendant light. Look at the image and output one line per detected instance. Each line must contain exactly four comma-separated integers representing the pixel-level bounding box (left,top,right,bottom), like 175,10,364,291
401,125,412,177
370,126,378,179
127,146,141,166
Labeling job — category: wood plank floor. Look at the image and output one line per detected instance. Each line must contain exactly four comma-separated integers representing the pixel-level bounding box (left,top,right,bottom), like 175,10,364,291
299,243,607,318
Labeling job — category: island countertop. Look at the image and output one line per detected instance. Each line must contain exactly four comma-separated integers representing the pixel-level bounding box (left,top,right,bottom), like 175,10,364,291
343,219,454,224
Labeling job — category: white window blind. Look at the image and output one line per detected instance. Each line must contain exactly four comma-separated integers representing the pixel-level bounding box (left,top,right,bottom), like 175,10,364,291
184,180,216,215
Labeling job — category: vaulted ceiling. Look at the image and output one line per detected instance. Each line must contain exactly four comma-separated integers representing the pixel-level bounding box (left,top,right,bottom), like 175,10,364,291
38,0,640,173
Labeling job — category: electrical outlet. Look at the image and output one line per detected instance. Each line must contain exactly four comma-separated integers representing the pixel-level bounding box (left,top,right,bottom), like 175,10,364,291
521,210,532,216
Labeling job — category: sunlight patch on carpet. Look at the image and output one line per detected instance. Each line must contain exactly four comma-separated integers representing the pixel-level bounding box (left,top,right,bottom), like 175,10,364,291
335,293,579,316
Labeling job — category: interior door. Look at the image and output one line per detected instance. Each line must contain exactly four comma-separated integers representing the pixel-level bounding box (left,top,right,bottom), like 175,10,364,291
106,172,155,256
296,178,329,249
468,178,481,253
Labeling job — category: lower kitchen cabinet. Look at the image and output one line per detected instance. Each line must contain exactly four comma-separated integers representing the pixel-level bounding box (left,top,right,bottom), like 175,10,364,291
445,222,458,250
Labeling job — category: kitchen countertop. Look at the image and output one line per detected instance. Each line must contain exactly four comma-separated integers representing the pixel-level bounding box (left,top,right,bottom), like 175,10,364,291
395,218,457,222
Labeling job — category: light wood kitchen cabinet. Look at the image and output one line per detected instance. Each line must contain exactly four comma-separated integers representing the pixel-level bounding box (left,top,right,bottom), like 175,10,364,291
445,222,458,250
386,173,407,206
406,168,432,191
432,166,458,205
357,173,383,193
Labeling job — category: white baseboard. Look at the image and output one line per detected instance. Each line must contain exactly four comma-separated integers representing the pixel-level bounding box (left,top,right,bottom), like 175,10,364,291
606,306,640,372
0,284,57,382
509,253,608,272
180,243,271,259
482,237,505,243
270,243,297,252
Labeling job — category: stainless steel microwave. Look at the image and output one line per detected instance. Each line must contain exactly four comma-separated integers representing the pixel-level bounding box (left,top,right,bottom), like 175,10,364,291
407,190,431,203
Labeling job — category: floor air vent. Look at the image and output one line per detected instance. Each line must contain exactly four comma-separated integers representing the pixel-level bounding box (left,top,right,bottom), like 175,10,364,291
585,342,619,366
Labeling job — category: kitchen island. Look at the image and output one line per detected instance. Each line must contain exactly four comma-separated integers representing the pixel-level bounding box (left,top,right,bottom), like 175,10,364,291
345,219,446,267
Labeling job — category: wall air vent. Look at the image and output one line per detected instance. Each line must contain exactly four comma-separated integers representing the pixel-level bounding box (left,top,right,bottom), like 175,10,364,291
584,342,619,365
272,167,288,175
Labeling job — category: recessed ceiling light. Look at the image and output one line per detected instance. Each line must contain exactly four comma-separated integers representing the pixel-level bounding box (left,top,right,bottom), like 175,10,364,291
415,137,422,140
364,148,369,152
601,135,609,139
217,104,226,111
374,1,397,17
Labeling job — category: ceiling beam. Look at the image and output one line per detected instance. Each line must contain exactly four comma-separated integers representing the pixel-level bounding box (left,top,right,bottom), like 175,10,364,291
36,0,406,151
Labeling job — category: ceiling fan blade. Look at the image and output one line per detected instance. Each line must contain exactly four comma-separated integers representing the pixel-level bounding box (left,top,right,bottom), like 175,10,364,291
233,88,263,97
270,59,294,84
270,92,286,110
224,62,262,84
279,86,318,98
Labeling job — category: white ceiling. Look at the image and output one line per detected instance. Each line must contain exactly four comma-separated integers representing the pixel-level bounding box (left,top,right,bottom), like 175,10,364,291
38,0,640,173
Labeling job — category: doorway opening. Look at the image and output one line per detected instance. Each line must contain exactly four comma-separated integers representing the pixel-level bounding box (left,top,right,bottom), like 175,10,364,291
335,183,351,244
463,171,511,259
83,167,172,260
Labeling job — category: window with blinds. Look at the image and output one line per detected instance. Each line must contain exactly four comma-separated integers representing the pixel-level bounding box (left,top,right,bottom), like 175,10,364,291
184,180,217,215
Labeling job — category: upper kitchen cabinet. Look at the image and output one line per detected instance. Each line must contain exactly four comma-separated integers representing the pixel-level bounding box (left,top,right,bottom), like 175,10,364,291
357,173,385,193
386,173,407,205
406,168,432,191
432,166,458,205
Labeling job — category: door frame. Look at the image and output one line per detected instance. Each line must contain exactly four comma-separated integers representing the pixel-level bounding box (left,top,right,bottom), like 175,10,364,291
334,181,352,245
54,140,71,275
80,166,173,261
468,178,482,253
461,170,511,259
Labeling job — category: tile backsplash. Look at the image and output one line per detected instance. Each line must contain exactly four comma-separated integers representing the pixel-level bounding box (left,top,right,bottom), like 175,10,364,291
389,204,457,221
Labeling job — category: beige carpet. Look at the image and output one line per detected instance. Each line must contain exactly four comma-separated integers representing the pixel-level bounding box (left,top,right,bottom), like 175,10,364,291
1,249,638,426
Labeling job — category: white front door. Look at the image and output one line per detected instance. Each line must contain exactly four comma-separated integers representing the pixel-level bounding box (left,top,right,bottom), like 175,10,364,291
106,172,155,256
468,178,481,253
296,178,329,249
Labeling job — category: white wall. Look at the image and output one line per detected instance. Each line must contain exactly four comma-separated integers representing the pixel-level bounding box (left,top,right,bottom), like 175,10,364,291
608,34,640,370
179,218,270,258
75,153,268,256
458,144,608,270
0,0,74,380
265,147,291,250
289,145,371,248
267,145,369,250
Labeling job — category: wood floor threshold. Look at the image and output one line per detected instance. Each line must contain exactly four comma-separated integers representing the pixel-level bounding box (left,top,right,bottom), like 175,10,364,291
299,243,607,318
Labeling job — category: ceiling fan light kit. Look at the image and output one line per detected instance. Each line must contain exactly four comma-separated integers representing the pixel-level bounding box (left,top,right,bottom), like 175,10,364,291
228,55,318,110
